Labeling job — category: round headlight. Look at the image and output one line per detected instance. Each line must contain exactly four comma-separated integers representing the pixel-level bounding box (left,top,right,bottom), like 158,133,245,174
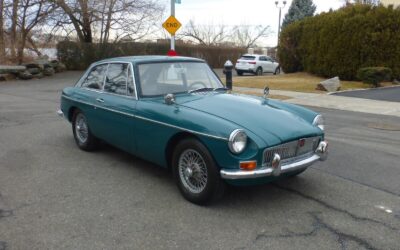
312,114,324,131
228,129,247,154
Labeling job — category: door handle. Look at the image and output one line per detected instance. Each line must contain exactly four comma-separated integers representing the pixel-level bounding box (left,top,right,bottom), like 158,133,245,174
96,98,104,103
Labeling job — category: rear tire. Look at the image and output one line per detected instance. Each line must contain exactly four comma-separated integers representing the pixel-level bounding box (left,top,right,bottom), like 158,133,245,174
72,110,99,151
236,70,243,76
172,138,225,205
256,67,263,76
274,67,281,75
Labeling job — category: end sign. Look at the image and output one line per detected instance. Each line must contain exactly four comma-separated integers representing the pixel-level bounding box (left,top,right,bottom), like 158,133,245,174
162,16,182,35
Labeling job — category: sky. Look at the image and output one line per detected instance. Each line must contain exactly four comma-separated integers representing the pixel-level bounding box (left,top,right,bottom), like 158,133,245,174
161,0,345,47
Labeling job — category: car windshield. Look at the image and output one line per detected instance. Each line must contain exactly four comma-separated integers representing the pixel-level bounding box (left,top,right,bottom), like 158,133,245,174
137,62,223,97
240,56,256,60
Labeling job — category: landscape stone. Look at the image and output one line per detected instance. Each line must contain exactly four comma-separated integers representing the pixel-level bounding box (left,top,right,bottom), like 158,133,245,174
319,76,341,92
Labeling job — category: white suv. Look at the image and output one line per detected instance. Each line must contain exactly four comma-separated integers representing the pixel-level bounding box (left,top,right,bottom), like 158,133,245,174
235,54,280,76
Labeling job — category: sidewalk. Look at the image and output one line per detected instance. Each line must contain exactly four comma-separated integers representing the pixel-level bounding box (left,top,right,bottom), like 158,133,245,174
234,86,400,117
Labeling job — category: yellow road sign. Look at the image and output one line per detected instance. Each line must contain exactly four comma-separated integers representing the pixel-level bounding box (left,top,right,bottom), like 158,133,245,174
162,16,182,35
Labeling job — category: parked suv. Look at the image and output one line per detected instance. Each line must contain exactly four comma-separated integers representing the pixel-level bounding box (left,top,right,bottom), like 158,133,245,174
235,54,280,76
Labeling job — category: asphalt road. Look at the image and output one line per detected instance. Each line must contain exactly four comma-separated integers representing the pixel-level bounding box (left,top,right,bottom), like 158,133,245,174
0,72,399,250
333,86,400,102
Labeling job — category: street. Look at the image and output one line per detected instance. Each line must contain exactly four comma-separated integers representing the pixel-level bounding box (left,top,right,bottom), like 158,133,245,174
333,86,400,102
0,72,399,250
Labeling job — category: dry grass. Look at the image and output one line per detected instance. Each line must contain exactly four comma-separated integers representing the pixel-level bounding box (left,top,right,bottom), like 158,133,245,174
233,72,394,93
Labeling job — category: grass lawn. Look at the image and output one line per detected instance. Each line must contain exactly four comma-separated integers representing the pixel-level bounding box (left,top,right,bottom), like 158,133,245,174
233,72,395,93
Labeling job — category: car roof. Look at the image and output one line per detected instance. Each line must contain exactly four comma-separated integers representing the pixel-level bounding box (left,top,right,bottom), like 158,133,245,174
241,54,268,57
96,55,205,64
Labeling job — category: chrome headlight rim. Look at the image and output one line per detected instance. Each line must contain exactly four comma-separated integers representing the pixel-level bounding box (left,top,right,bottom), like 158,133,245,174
228,129,247,154
312,114,324,131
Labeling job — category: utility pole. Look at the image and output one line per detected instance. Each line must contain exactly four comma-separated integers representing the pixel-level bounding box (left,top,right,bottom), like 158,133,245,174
275,1,287,46
170,0,175,51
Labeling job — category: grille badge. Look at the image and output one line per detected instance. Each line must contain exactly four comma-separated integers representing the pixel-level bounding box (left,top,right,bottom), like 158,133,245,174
298,139,306,148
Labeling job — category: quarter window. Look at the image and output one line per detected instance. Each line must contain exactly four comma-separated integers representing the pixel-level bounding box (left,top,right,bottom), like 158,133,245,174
81,64,107,90
127,65,136,97
104,63,128,95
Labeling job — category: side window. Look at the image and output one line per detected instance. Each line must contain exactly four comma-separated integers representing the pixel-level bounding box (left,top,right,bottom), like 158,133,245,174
104,63,128,95
81,64,107,90
259,56,266,61
127,65,136,97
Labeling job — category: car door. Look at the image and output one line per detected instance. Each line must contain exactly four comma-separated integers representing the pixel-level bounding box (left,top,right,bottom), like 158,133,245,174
76,64,107,137
258,56,266,72
266,57,275,72
259,56,268,73
96,63,138,153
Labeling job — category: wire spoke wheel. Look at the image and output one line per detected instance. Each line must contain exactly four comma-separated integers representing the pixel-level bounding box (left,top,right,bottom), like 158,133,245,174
178,149,208,194
75,113,88,144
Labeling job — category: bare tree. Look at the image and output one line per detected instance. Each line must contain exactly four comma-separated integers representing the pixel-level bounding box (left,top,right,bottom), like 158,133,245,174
52,0,163,44
230,25,271,49
181,20,229,46
180,20,271,48
4,0,57,63
0,0,4,62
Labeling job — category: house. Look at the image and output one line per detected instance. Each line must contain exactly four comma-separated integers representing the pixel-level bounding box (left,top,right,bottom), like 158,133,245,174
380,0,400,7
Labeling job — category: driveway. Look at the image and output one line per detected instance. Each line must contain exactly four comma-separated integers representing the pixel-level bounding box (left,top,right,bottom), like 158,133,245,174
332,86,400,102
0,72,399,249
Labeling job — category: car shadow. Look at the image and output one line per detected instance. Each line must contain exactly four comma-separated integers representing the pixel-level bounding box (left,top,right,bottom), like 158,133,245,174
96,142,312,208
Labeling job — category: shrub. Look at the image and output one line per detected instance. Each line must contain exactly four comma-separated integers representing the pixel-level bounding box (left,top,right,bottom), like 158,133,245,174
357,67,392,87
278,5,400,80
57,41,246,70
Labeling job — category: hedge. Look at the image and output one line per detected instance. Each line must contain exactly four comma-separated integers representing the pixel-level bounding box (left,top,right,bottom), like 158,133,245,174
57,41,246,70
357,67,392,87
278,4,400,80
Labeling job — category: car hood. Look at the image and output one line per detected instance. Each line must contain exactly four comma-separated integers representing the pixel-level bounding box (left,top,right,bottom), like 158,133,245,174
176,93,321,146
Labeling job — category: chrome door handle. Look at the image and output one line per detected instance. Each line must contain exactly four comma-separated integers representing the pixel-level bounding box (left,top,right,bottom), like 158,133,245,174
96,98,104,103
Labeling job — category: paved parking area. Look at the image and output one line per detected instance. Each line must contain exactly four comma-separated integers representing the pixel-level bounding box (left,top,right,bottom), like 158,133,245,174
0,72,399,249
332,86,400,102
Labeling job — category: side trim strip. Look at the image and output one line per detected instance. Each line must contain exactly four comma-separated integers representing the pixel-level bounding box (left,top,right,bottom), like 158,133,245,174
61,95,228,141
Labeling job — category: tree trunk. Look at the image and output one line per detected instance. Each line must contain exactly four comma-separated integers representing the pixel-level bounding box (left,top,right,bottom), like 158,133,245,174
17,33,27,65
0,0,5,63
10,0,19,62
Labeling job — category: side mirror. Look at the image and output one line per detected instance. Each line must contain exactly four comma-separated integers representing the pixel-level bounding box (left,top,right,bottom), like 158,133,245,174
164,93,175,105
264,86,270,99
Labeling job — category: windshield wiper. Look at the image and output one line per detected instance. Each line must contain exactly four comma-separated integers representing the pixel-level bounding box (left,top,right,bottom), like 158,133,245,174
189,87,214,93
213,87,229,91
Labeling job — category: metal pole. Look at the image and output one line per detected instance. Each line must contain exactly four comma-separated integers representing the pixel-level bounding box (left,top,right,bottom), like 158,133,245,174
277,7,281,46
171,0,175,51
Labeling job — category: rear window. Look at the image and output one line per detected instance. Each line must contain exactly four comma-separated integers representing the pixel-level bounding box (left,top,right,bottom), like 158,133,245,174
239,56,256,60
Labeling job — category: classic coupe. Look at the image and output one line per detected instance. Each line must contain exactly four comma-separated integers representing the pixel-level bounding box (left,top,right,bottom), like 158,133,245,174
58,56,328,204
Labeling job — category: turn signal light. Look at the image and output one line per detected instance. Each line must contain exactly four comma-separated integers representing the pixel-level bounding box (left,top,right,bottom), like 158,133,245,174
240,161,257,171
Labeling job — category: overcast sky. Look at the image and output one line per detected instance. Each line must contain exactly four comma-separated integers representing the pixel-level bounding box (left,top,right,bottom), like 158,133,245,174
162,0,345,47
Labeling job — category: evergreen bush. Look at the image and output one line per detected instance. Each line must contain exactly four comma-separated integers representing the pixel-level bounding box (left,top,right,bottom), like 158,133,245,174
357,67,392,87
278,5,400,80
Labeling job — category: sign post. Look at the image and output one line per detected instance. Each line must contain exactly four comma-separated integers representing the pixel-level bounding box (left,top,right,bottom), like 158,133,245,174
162,0,182,55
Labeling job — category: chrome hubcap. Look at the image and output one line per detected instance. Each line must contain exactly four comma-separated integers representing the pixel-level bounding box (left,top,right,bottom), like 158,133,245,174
178,149,208,194
75,114,88,144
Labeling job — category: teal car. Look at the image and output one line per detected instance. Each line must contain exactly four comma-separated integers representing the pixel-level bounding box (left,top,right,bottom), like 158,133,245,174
58,56,328,205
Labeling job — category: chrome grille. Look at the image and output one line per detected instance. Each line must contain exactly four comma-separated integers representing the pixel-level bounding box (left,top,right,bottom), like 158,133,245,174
264,137,320,166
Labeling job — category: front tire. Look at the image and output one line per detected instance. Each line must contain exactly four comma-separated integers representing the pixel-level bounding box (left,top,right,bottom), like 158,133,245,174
72,110,99,151
172,138,225,205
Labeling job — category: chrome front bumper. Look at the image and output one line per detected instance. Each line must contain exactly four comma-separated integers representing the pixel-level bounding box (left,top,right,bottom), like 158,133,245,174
220,141,328,180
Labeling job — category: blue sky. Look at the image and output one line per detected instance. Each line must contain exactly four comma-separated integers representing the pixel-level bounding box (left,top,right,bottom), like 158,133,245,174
161,0,344,46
